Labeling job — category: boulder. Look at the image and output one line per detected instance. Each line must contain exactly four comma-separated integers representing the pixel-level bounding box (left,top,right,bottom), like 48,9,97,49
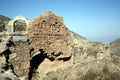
0,43,8,54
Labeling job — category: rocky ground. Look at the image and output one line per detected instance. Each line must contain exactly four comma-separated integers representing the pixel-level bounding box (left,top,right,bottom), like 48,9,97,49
0,11,120,80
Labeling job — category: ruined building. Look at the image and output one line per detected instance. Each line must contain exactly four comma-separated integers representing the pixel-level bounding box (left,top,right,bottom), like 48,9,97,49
0,11,120,80
0,11,77,79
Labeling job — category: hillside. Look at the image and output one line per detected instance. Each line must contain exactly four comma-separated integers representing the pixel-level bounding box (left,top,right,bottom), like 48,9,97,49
0,15,11,22
110,39,120,66
0,12,120,80
0,15,11,32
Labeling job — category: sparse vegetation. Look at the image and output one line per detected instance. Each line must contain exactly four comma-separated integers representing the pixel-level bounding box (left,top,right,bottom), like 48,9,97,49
79,66,120,80
1,70,4,73
87,48,98,58
31,71,41,80
110,39,120,66
51,77,58,80
0,15,10,32
0,22,6,32
5,77,12,80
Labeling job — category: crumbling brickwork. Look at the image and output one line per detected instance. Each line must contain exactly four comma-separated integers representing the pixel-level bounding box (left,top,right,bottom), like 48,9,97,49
26,11,73,58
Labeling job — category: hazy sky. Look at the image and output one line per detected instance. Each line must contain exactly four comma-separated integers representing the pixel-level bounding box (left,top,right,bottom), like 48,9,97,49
0,0,120,43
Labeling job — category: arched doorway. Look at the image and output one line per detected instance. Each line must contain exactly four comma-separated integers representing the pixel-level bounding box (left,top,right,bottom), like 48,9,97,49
13,20,26,34
7,15,30,35
7,15,31,41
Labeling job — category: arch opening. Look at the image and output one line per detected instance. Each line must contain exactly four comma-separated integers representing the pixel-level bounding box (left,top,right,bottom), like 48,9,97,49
13,20,26,34
7,15,30,35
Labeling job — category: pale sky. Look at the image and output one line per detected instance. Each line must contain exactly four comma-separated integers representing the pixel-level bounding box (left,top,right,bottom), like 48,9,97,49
0,0,120,43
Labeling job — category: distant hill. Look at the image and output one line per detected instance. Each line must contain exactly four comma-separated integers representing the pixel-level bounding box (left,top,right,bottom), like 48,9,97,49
0,15,11,32
0,15,11,22
110,39,120,66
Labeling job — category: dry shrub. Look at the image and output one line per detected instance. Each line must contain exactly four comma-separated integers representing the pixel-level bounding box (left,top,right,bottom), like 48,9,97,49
79,66,120,80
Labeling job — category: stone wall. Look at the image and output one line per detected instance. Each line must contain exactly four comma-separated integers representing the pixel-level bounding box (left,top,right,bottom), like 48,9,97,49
26,11,73,59
9,41,30,77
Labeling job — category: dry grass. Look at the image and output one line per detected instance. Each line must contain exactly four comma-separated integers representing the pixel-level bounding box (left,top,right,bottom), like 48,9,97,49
51,77,58,80
87,48,99,58
79,66,120,80
5,77,12,80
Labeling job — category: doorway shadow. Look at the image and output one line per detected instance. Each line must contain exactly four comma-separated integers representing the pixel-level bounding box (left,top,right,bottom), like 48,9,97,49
28,49,47,80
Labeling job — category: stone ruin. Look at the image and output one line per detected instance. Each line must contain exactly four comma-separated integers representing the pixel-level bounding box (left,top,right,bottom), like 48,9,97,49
26,11,73,59
7,15,30,35
0,11,115,80
0,11,74,79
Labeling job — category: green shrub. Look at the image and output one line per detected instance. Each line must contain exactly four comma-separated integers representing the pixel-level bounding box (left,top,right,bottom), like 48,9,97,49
79,66,120,80
87,48,98,58
52,77,58,80
1,70,4,73
5,77,12,80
